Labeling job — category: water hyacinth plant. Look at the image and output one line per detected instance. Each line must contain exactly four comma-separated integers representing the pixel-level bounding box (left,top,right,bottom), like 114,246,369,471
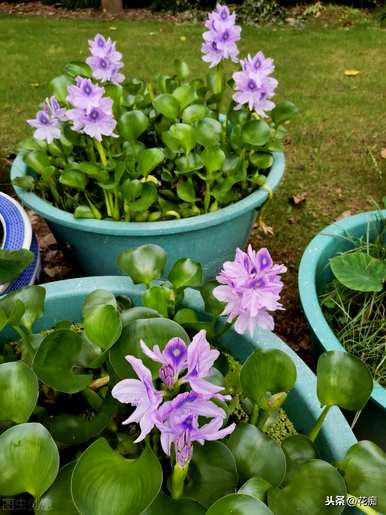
16,5,297,222
0,244,385,514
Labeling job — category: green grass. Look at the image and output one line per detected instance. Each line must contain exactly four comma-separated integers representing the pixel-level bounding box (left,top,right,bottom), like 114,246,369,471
0,11,385,272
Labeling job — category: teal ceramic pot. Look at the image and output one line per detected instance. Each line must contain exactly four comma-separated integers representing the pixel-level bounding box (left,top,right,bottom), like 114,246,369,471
11,152,284,279
299,210,386,450
19,275,356,464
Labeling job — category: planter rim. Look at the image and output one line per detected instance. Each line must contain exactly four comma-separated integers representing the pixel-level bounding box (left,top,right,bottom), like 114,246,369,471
11,152,284,236
299,209,386,410
35,275,356,461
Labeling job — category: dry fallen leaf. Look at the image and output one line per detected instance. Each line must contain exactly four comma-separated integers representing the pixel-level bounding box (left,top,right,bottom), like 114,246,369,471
258,221,274,236
380,148,386,159
290,193,307,206
335,210,352,221
344,69,360,77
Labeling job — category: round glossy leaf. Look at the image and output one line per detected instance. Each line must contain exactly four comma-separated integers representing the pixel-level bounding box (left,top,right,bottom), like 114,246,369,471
249,152,273,170
143,285,174,317
109,317,189,379
169,123,196,154
0,285,45,332
174,59,190,80
267,460,347,515
184,441,238,508
0,423,59,497
182,104,207,124
207,494,273,515
200,281,225,316
153,93,180,120
316,351,373,411
12,175,35,191
143,492,205,515
177,179,196,202
137,148,165,177
59,170,88,191
0,361,38,423
84,304,122,351
337,441,386,513
173,84,196,110
36,462,78,515
33,329,92,393
241,120,270,147
119,110,149,141
0,249,34,285
200,147,225,175
174,308,199,325
82,289,117,317
120,306,161,327
64,61,91,78
71,438,162,515
330,252,386,292
168,258,203,290
117,244,167,285
271,101,298,127
238,477,272,502
50,74,73,103
74,206,94,219
227,423,286,486
281,435,317,484
195,118,222,148
240,349,297,406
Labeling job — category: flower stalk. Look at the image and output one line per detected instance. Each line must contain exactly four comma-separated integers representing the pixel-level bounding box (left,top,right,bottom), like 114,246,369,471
171,462,189,499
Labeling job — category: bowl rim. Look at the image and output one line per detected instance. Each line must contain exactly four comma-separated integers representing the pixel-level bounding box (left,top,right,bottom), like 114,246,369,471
11,151,284,236
298,210,386,410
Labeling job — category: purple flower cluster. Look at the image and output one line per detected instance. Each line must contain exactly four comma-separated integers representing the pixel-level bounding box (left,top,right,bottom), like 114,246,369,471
202,4,241,68
86,34,124,85
66,77,117,141
112,330,235,467
27,96,65,144
213,246,287,335
233,52,278,117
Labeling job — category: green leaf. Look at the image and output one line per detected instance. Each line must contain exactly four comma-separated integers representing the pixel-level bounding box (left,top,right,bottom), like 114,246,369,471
240,349,297,407
195,118,222,148
330,252,386,292
174,59,190,80
153,93,180,120
64,61,91,78
71,438,162,515
117,244,167,285
82,289,117,318
120,306,161,327
74,205,94,219
169,123,196,154
207,494,273,515
337,441,386,513
0,285,45,332
281,435,317,484
0,361,38,423
33,329,92,393
36,462,78,515
23,150,51,175
271,101,298,127
0,249,34,285
238,477,272,502
109,318,189,380
267,460,347,515
200,281,225,316
82,292,122,351
50,74,73,103
78,162,109,182
249,152,274,170
143,285,174,317
119,110,149,141
184,441,238,508
137,148,165,177
168,258,203,290
227,423,286,486
12,175,35,191
316,351,373,411
177,179,196,202
241,120,271,147
59,170,88,191
173,84,196,110
0,423,59,497
182,104,207,124
200,147,225,175
127,183,158,212
174,308,199,325
143,492,205,515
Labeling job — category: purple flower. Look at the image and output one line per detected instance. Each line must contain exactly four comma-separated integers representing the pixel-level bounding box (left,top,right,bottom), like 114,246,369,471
156,391,235,466
67,77,105,110
45,96,67,122
202,4,241,67
232,52,278,117
140,337,188,388
66,97,117,141
27,110,61,144
213,246,287,335
86,34,125,85
111,355,163,442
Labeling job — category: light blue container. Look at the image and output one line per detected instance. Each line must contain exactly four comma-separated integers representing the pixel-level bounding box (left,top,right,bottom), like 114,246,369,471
299,210,386,450
11,152,284,279
26,276,357,465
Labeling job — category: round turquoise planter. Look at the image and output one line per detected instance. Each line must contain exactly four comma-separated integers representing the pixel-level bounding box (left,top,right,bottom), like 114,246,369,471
11,152,284,279
299,210,386,450
22,276,357,465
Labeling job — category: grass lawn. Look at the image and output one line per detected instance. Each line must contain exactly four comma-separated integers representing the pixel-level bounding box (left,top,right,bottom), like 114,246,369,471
0,10,385,350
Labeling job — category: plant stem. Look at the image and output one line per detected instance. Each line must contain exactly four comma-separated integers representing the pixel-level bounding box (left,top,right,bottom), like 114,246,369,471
257,409,271,431
250,404,260,425
13,325,34,360
95,140,107,167
171,462,189,500
308,405,332,442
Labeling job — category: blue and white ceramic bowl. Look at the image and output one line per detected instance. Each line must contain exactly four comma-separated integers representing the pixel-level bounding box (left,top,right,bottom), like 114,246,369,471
0,192,40,294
